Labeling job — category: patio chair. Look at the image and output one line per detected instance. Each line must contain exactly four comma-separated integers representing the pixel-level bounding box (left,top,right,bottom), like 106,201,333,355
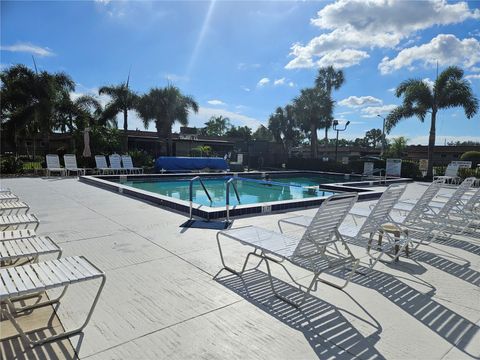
94,155,112,175
121,155,143,174
0,201,29,215
433,163,460,184
0,193,19,202
1,229,37,241
279,184,408,269
45,154,66,177
63,154,86,176
214,193,360,307
0,235,61,266
109,154,126,174
0,214,39,231
0,256,106,346
0,188,10,194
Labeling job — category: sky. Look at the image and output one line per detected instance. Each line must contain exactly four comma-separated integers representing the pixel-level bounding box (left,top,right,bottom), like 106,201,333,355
1,0,479,145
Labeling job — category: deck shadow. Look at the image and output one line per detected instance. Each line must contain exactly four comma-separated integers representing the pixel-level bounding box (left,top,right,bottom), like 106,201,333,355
216,269,385,360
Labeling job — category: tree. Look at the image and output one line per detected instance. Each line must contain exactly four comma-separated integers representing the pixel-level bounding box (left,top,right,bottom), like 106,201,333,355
252,125,273,141
225,125,252,141
364,128,382,148
293,88,333,158
1,64,75,155
268,105,302,155
137,85,199,156
385,136,408,158
200,115,230,136
315,66,345,143
386,66,478,177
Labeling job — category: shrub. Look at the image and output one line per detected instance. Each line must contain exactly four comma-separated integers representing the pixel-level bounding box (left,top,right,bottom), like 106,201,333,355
128,150,153,167
401,161,422,179
460,151,480,167
458,167,480,179
1,156,24,174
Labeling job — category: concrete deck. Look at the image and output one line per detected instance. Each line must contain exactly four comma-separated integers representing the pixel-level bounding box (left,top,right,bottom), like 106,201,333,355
0,177,479,360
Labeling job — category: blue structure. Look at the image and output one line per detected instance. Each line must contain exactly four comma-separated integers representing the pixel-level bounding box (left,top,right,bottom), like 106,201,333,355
155,157,228,172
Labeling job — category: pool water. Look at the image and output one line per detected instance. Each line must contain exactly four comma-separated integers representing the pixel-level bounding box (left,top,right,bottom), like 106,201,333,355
121,174,343,207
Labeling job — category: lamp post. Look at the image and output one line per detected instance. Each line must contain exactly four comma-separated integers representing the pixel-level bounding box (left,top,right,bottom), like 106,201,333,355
332,120,350,162
377,114,386,156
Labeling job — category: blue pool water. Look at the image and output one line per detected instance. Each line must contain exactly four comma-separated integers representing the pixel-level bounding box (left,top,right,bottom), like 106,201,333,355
119,173,347,207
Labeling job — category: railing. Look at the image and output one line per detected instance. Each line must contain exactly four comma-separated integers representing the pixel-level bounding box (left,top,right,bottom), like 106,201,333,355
189,176,212,220
362,168,387,184
226,177,241,222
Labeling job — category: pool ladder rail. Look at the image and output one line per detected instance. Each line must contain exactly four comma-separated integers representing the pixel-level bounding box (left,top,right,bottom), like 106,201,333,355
188,176,212,220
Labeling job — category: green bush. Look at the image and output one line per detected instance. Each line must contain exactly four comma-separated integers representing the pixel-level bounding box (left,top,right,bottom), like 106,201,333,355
128,150,153,167
458,167,480,179
460,151,480,166
401,161,422,179
1,156,24,174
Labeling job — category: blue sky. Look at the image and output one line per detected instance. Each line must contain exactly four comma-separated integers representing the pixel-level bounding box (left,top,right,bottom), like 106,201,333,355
1,0,479,145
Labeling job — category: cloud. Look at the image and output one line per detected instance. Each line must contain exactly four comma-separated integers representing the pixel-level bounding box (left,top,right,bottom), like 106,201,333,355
187,107,263,130
237,63,261,70
257,77,270,87
95,0,111,4
241,86,251,92
422,77,435,90
466,73,480,80
207,99,226,106
164,73,189,83
361,104,398,118
273,78,285,86
387,87,396,93
379,34,480,74
288,82,296,87
338,96,383,108
407,135,480,145
286,0,479,70
0,42,54,57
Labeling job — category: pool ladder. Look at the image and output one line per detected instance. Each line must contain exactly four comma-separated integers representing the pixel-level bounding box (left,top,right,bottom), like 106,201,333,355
226,177,241,222
189,176,212,220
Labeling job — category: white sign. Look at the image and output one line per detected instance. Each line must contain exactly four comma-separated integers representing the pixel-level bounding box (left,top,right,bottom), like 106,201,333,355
386,158,402,177
451,161,472,169
419,159,428,171
342,156,349,165
363,162,374,175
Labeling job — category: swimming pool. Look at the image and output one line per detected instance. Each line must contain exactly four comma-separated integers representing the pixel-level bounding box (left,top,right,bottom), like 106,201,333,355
120,175,339,207
81,171,389,220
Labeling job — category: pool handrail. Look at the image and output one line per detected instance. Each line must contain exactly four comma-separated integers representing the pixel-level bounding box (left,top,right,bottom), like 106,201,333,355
189,176,213,220
226,177,241,222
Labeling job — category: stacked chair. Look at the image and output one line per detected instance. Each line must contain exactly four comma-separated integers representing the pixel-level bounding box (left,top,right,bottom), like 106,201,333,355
95,154,144,175
0,188,106,347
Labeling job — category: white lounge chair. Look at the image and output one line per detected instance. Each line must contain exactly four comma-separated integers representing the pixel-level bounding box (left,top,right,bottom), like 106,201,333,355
0,256,106,346
121,155,143,174
64,154,86,176
0,193,18,202
0,214,39,231
214,193,360,307
45,154,66,177
0,201,29,215
0,235,61,265
1,229,37,241
434,163,460,184
109,154,126,174
279,184,409,269
95,155,112,175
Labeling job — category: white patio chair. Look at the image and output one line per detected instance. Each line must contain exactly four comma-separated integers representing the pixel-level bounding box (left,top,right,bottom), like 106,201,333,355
0,214,39,231
214,193,360,307
0,235,61,265
0,229,37,241
0,201,29,215
63,154,86,176
95,155,112,175
434,163,460,184
0,256,106,346
121,155,143,174
0,193,18,202
109,154,126,174
45,154,66,177
279,184,409,269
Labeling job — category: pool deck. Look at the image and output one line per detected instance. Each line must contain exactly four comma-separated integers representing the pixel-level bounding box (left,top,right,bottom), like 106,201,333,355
0,177,479,359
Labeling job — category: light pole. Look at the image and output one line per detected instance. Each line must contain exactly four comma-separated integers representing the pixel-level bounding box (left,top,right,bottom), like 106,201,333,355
377,114,386,156
332,120,350,162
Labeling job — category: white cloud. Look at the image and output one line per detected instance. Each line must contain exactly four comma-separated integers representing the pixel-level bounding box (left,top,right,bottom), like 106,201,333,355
379,34,480,74
361,104,398,118
237,63,261,70
257,77,270,87
95,0,111,4
288,81,296,87
338,96,383,108
207,99,226,106
241,86,251,92
387,87,396,93
465,73,480,80
0,42,54,57
273,78,285,86
422,77,435,90
407,135,480,145
186,107,262,130
164,73,189,83
286,0,479,70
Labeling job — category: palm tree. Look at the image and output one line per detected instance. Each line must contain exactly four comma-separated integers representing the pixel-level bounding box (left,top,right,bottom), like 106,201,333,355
99,82,138,152
293,88,333,159
201,115,231,136
386,66,478,177
315,66,345,143
137,85,199,156
267,105,300,155
267,107,285,144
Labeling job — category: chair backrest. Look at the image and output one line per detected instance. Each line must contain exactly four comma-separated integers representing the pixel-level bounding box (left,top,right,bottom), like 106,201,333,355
404,179,445,225
109,154,122,169
437,177,477,217
464,187,480,212
95,155,108,169
293,193,358,257
358,184,407,235
445,163,460,177
46,154,61,169
64,154,79,169
121,155,134,169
